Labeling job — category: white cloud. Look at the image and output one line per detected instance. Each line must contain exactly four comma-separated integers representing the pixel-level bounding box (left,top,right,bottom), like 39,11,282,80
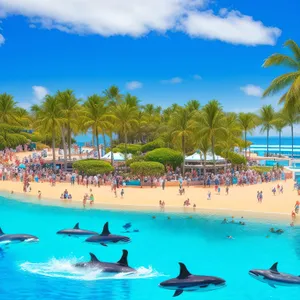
193,74,202,80
0,33,4,45
126,81,143,90
161,77,183,84
181,9,281,46
240,84,263,97
0,1,281,45
32,85,49,102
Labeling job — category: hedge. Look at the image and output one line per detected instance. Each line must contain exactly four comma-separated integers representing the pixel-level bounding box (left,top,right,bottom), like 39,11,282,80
126,155,145,166
112,143,141,155
73,159,114,175
141,139,165,153
250,166,273,174
130,161,165,176
145,148,183,168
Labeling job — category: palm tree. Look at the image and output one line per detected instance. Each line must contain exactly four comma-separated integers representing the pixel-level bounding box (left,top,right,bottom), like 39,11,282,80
56,90,81,160
112,103,138,164
83,95,111,160
238,112,257,157
168,107,194,174
281,106,300,158
192,100,227,173
185,99,200,112
0,93,19,124
259,105,275,157
263,40,300,109
197,136,211,176
33,95,65,169
271,113,287,157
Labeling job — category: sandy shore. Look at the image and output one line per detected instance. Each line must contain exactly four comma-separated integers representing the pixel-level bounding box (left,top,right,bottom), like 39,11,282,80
0,178,299,224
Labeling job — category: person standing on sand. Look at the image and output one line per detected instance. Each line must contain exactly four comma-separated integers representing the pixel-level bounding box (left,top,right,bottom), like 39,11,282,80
217,186,221,195
38,190,41,200
162,178,165,190
226,186,229,195
121,188,124,198
260,191,263,203
207,191,211,200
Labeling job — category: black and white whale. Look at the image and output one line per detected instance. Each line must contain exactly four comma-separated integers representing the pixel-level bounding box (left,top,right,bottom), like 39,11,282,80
249,262,300,288
85,222,131,247
0,227,39,244
56,223,98,236
74,249,136,273
159,263,226,297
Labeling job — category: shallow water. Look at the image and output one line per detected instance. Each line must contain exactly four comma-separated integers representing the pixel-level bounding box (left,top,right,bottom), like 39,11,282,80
0,194,299,299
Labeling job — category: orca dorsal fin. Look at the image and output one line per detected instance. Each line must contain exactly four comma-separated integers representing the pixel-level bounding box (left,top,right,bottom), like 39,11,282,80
73,223,80,229
117,250,129,266
270,262,279,273
0,227,4,235
100,222,111,236
177,263,191,279
89,253,100,263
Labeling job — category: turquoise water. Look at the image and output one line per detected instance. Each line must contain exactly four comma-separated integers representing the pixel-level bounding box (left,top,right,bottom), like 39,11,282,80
0,195,299,299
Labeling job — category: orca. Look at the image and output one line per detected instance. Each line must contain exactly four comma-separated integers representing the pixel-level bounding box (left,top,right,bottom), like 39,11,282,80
0,227,39,244
249,262,300,288
159,263,226,297
56,223,98,236
74,249,136,273
85,222,130,247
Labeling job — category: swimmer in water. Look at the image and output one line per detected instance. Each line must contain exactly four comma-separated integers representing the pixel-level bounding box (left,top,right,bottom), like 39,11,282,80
290,222,294,227
222,218,228,224
152,216,156,219
269,228,275,233
227,235,234,239
239,221,245,225
276,229,284,234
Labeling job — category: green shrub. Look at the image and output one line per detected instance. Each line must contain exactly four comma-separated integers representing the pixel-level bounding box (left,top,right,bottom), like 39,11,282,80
73,159,114,175
130,161,165,176
126,155,145,166
112,143,141,155
141,139,165,153
227,152,246,165
250,166,273,174
145,148,183,168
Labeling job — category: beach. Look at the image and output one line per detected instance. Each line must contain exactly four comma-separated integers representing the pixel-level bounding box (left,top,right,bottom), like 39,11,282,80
1,178,298,223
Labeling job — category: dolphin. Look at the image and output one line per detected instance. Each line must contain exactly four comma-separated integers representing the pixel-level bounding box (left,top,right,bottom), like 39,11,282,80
159,263,226,297
0,227,39,244
74,249,136,273
85,222,130,247
249,262,300,288
56,223,98,236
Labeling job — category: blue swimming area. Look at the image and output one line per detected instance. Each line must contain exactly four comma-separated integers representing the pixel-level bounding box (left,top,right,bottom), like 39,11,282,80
0,195,299,299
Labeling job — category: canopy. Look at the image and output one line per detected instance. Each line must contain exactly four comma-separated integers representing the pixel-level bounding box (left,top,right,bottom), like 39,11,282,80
101,152,132,161
185,152,225,162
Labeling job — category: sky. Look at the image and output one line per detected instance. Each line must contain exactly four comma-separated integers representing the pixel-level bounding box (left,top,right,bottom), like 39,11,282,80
0,0,299,135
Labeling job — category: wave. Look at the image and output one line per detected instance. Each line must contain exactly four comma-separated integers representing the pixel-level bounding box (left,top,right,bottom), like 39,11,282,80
20,258,162,281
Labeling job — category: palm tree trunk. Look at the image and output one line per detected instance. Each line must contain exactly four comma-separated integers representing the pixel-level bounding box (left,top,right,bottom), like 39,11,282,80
291,124,294,159
96,127,100,159
124,131,128,164
211,136,216,174
244,131,247,157
52,127,56,171
266,128,269,157
279,130,281,157
203,153,207,176
182,135,185,175
68,123,72,160
109,133,114,166
102,133,107,153
61,127,67,171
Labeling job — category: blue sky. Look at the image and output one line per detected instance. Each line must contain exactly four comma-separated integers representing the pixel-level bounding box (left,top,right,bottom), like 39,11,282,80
0,0,299,124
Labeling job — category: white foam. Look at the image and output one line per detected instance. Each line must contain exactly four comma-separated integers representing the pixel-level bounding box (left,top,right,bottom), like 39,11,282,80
20,258,162,281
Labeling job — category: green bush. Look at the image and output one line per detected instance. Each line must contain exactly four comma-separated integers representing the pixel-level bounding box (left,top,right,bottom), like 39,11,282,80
250,166,273,174
112,143,142,155
130,161,165,176
126,155,145,166
73,159,114,175
141,139,165,153
145,148,183,168
227,152,247,165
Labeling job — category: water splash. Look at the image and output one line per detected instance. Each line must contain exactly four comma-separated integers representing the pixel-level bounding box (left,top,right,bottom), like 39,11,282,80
20,258,162,281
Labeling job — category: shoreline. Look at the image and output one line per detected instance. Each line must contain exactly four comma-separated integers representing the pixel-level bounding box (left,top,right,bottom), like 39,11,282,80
0,180,298,225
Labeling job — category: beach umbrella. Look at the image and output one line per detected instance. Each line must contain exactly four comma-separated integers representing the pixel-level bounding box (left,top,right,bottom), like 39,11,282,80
19,164,26,169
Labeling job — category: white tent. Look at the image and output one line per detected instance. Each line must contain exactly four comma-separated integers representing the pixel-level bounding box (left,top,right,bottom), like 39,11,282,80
101,152,132,161
185,152,225,162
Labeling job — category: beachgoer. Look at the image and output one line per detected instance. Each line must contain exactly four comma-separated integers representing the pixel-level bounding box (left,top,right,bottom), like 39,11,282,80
226,186,229,195
207,191,211,200
217,186,221,195
272,187,276,196
222,218,228,224
38,190,41,200
68,194,72,200
60,193,64,200
280,185,283,194
291,211,296,220
83,194,87,208
121,189,124,198
90,194,94,205
193,204,196,211
290,222,294,227
114,189,117,198
227,235,234,239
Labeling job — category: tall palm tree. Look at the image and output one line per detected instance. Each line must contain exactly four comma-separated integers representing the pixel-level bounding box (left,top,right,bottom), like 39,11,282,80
259,105,275,157
272,113,287,157
263,40,300,109
168,107,194,174
0,93,19,124
238,112,257,157
83,95,111,160
185,99,200,112
34,95,65,169
197,136,211,176
112,103,138,164
192,100,227,173
281,106,300,158
56,89,81,160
